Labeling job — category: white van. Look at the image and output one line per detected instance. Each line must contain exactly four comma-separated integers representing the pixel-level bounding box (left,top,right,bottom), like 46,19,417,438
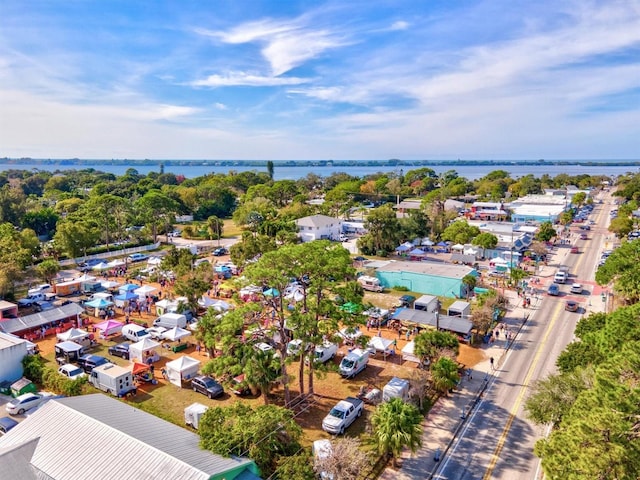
121,324,150,342
339,349,369,378
153,312,187,330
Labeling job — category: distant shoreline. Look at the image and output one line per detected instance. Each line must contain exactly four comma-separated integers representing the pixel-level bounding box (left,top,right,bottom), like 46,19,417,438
1,158,639,168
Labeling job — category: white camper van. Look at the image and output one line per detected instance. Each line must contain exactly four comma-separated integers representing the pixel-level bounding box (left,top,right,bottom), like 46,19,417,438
89,363,137,397
184,402,209,430
382,377,410,402
357,275,383,292
339,349,369,378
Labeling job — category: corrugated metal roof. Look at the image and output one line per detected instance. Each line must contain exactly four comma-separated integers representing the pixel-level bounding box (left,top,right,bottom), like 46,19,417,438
392,308,472,335
0,394,258,480
0,304,83,334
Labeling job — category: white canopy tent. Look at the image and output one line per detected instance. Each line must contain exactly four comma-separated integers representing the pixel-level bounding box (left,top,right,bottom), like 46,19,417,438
100,280,121,289
129,337,161,364
56,328,91,344
161,326,192,342
107,259,126,268
165,356,201,387
75,273,96,282
367,336,396,360
401,340,421,365
134,285,157,297
92,262,110,271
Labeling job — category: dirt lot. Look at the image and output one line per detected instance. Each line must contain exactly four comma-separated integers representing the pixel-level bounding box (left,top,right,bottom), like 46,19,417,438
32,262,488,446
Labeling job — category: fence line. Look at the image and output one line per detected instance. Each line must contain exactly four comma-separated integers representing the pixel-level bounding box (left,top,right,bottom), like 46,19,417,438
58,242,161,267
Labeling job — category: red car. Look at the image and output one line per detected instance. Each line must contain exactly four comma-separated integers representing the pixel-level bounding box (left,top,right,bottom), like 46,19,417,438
570,246,579,253
565,300,579,312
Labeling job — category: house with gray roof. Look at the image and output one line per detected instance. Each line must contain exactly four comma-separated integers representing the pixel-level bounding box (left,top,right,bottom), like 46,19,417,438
0,394,261,480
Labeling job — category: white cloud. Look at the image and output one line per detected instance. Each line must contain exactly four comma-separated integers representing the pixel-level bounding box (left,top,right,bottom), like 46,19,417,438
192,71,310,87
213,102,227,110
389,20,409,31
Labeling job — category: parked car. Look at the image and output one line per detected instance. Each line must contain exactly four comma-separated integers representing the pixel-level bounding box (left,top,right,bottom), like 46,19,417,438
191,375,224,399
5,393,51,415
322,397,364,435
231,374,251,396
213,247,229,256
128,253,148,262
0,416,18,436
58,363,87,380
565,300,579,312
108,342,131,359
77,354,110,373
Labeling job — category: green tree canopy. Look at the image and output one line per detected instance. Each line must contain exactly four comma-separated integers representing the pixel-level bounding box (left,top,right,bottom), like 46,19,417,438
370,398,423,467
441,220,480,244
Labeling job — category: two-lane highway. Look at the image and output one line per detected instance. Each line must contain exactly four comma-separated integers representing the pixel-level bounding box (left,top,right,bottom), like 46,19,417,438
433,193,614,480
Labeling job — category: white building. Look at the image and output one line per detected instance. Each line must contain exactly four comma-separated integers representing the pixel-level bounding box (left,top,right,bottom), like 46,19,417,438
0,332,28,383
295,215,342,242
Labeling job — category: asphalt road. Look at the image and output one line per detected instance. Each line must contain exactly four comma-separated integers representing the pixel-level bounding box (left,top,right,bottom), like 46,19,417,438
433,192,614,480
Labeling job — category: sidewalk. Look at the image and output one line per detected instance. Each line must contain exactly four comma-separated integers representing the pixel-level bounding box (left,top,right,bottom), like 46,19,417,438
379,286,526,480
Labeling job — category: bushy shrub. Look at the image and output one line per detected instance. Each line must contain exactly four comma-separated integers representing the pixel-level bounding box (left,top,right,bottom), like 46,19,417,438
22,354,45,384
42,366,87,396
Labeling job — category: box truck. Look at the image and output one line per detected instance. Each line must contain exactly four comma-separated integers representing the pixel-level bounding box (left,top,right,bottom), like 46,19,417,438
184,402,209,429
89,363,137,397
339,349,369,378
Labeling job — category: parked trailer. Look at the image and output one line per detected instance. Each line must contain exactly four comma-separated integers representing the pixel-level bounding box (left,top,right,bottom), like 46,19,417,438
89,363,137,397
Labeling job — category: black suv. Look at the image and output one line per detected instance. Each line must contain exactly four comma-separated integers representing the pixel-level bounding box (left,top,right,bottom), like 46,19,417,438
191,375,224,399
77,354,110,374
108,342,131,360
213,247,229,256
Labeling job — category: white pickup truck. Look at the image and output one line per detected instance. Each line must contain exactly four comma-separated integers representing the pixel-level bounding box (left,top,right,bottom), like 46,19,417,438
322,397,363,435
18,292,55,308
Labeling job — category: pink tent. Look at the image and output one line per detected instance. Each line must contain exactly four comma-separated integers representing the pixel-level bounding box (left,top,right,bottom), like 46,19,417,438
94,319,124,336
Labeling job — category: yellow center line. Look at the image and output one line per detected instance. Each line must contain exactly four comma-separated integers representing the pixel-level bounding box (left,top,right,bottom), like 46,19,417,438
482,295,564,479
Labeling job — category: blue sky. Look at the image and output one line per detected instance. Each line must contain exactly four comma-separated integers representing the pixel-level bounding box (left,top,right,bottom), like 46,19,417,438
1,0,640,160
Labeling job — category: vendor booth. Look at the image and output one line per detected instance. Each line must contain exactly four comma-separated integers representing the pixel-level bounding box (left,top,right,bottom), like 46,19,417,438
129,337,161,364
401,340,421,365
94,319,124,337
367,336,396,360
56,328,93,348
164,356,200,388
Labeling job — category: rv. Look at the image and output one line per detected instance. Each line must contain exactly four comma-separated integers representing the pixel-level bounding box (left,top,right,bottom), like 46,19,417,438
89,363,137,397
357,275,383,292
339,349,369,378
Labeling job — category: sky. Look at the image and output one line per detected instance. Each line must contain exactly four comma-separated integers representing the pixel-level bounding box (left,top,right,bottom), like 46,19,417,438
1,0,640,161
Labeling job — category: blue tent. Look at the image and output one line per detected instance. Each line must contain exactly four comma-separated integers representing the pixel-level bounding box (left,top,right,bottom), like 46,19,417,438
85,298,113,309
409,248,426,255
120,283,139,292
395,242,414,252
115,291,138,301
263,288,280,297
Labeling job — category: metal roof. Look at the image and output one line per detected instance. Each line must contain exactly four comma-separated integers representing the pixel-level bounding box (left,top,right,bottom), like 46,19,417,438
0,394,258,480
0,303,83,334
295,214,341,228
391,308,472,335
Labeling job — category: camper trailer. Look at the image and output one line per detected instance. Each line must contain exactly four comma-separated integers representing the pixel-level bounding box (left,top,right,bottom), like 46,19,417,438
89,363,137,397
382,377,410,402
356,276,383,292
184,402,209,429
339,349,369,378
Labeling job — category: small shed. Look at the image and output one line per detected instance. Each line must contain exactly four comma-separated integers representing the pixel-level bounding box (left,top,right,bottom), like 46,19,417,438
0,300,18,320
0,332,29,383
414,295,439,313
448,301,471,318
11,377,37,397
165,356,200,388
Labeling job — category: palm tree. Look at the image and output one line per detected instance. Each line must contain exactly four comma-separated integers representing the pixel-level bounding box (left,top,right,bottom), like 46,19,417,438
430,357,460,396
244,348,281,404
370,398,423,467
206,215,224,243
